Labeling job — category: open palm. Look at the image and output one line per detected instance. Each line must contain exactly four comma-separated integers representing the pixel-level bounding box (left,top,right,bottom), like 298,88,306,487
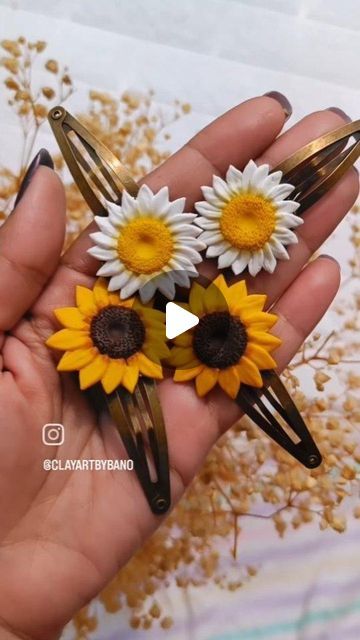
0,97,357,640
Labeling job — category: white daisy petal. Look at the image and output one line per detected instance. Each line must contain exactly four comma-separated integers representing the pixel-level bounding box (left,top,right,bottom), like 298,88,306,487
201,185,224,207
109,271,132,291
269,237,290,260
241,159,257,189
89,232,117,249
139,279,157,303
279,212,304,229
218,247,239,269
94,215,118,237
250,163,270,188
232,252,251,275
195,202,221,218
168,213,196,225
119,190,137,218
137,183,155,212
97,259,124,277
277,200,301,214
87,246,117,261
152,185,170,215
107,202,126,226
274,227,299,244
248,250,265,277
212,175,232,201
195,219,220,230
207,242,229,258
171,223,202,237
267,183,295,200
262,245,277,273
167,197,186,216
120,277,144,300
157,275,176,300
226,164,243,187
262,171,283,193
199,231,224,244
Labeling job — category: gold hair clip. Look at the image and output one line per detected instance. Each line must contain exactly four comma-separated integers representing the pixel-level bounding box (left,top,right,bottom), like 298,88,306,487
48,106,360,514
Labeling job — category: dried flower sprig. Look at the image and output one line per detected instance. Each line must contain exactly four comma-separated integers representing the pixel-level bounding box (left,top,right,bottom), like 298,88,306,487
0,36,73,218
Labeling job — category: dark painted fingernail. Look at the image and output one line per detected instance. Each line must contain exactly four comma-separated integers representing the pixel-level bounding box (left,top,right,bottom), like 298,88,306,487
318,254,339,265
14,148,54,207
327,107,351,122
263,91,292,120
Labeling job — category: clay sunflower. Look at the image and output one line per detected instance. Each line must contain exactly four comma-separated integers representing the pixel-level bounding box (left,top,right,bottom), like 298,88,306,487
195,160,302,277
88,184,205,303
46,278,169,394
169,275,282,399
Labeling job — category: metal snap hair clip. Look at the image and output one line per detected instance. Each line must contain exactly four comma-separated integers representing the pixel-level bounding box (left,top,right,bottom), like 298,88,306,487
169,275,322,469
276,118,360,214
48,105,171,515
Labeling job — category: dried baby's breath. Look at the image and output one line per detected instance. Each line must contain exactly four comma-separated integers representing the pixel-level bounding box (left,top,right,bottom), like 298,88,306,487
1,36,359,638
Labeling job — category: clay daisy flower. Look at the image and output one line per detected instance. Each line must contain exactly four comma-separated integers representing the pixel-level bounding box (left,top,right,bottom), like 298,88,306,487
46,278,169,394
195,160,302,277
169,275,282,399
88,184,205,303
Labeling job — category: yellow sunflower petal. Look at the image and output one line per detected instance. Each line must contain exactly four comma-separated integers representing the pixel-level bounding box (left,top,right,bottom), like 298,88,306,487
195,367,219,397
237,356,263,387
189,281,206,317
57,348,96,371
136,353,163,379
108,292,133,307
54,307,87,330
46,329,91,350
142,342,170,362
246,329,282,350
76,285,97,317
173,365,204,382
79,354,109,390
168,347,201,368
245,343,277,370
93,278,111,308
122,364,140,394
101,360,125,394
173,331,193,347
233,294,267,316
212,274,229,297
225,280,248,306
218,367,241,399
203,281,228,313
139,307,165,324
241,310,278,328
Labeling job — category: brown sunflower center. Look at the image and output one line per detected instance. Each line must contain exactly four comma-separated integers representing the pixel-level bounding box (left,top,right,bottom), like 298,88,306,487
90,306,145,359
193,311,248,369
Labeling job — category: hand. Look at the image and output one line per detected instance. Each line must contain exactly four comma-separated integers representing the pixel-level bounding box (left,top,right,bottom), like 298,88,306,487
0,97,357,640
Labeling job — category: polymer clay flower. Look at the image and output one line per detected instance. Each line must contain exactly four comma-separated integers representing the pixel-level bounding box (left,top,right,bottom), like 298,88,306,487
88,184,205,303
169,275,282,399
195,160,302,277
46,278,169,394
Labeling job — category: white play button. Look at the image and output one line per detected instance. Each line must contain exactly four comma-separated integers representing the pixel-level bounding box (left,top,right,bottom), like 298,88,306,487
165,302,199,340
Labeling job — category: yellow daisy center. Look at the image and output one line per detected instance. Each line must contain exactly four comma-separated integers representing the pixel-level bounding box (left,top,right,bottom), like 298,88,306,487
117,217,173,274
220,192,276,251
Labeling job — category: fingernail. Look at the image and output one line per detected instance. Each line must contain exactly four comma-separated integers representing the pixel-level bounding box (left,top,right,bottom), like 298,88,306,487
327,107,351,122
14,148,54,207
263,91,292,120
318,254,339,265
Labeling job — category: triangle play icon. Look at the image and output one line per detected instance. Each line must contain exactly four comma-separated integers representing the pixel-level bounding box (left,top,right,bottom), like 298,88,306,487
165,302,199,340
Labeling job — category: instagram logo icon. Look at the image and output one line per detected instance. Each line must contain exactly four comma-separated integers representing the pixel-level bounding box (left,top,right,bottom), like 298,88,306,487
42,423,65,446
